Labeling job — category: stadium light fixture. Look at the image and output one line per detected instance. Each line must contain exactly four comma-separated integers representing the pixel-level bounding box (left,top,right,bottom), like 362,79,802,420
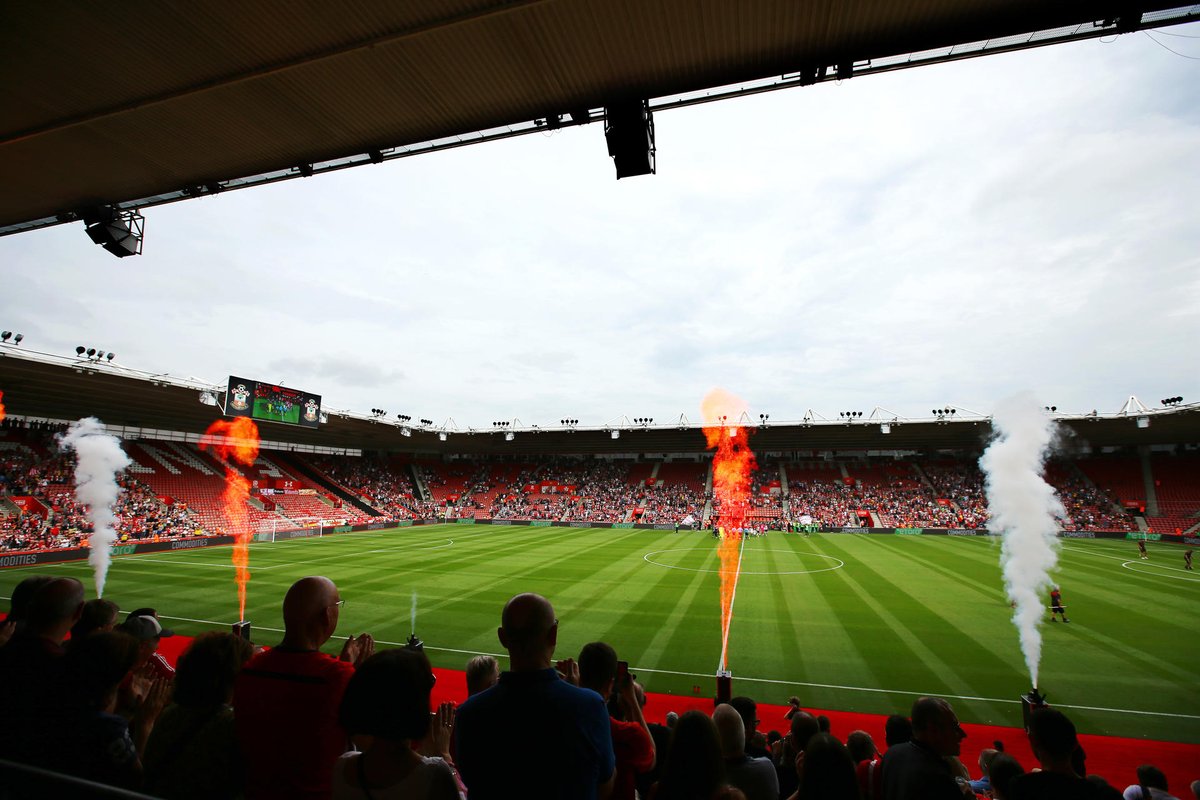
13,334,22,345
0,332,9,342
82,206,145,257
604,99,655,179
106,352,114,361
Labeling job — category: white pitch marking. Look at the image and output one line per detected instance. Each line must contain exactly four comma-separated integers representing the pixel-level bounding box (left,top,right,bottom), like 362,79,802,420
140,611,1200,723
644,547,844,575
1119,560,1200,582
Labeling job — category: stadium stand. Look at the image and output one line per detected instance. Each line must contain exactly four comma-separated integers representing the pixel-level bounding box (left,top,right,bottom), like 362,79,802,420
1,438,1193,552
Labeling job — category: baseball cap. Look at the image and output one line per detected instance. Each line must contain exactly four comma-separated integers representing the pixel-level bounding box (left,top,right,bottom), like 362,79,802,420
118,614,175,640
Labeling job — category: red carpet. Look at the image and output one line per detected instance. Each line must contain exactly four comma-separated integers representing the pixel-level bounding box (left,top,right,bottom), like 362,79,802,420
144,635,1200,792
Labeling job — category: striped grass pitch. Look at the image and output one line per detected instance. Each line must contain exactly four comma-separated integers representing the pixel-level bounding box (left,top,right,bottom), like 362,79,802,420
4,526,1197,743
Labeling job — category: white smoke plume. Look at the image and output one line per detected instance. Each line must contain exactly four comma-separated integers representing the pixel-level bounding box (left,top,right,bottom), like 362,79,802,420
58,418,131,597
979,393,1065,689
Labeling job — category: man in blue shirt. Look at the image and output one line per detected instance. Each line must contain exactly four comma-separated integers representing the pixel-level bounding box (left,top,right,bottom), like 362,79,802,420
455,593,615,800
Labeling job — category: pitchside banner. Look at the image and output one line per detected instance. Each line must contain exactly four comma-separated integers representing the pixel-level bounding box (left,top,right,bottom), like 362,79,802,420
0,536,235,568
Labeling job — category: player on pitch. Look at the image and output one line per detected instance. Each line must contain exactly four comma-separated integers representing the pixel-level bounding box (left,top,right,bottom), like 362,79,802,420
1137,537,1149,560
1049,585,1069,623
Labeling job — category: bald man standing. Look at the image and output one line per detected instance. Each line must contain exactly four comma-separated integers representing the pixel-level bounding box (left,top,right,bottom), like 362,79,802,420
233,576,373,800
881,697,968,800
455,593,615,800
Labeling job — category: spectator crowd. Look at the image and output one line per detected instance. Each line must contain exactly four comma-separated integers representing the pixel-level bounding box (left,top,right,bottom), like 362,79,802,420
2,579,1193,800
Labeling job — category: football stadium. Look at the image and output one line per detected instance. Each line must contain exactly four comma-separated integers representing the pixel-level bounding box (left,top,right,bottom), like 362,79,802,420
3,3,1200,799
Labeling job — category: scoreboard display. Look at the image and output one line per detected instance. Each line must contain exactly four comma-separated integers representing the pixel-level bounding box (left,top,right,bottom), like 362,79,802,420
225,376,321,429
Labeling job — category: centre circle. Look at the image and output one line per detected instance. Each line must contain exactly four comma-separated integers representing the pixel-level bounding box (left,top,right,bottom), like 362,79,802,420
642,548,844,575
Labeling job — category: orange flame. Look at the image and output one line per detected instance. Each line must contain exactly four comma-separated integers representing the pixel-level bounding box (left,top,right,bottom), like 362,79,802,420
200,417,261,620
0,390,6,422
701,388,758,673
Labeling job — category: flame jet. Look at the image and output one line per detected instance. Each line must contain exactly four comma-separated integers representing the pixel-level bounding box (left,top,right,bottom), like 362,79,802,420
200,417,261,620
701,388,758,674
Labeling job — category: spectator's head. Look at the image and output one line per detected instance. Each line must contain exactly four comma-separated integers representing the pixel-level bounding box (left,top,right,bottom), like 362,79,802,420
884,713,913,746
712,703,746,758
282,576,342,649
657,710,729,800
70,598,121,643
339,649,435,743
117,613,173,663
817,714,831,734
465,654,499,696
767,730,782,747
978,747,999,778
787,710,820,754
126,607,160,622
28,577,85,642
1026,708,1078,771
1135,765,1169,792
7,575,54,629
1189,779,1199,800
797,733,858,800
172,632,253,710
846,730,878,763
666,711,679,729
497,593,557,669
988,752,1025,800
65,630,140,712
578,641,617,696
910,697,965,757
729,696,759,740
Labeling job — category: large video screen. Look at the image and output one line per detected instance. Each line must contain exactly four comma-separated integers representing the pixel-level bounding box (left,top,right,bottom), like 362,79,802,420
225,376,321,429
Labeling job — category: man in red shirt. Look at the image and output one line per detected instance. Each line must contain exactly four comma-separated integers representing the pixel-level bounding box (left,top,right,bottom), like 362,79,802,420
576,641,655,800
233,576,374,800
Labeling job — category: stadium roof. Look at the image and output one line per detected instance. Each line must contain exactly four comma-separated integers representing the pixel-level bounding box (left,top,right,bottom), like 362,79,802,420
3,349,1197,456
3,1,1197,235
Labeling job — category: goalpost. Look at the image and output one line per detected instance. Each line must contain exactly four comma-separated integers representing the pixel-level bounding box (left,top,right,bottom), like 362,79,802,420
257,516,327,542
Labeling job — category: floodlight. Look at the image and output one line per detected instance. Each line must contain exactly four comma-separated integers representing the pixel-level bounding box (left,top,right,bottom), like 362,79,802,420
604,100,655,178
76,346,86,356
0,332,9,342
106,353,114,361
82,206,144,257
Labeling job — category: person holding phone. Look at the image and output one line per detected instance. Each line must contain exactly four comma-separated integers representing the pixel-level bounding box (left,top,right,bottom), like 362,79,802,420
578,642,656,800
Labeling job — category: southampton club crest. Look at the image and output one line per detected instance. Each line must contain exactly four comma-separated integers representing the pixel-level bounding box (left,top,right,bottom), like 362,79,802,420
303,399,319,422
230,384,250,411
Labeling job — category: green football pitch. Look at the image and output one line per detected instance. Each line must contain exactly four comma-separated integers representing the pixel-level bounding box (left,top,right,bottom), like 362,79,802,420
4,526,1197,743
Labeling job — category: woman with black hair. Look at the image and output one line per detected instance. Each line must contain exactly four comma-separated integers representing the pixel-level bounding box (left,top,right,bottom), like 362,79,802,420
333,648,462,799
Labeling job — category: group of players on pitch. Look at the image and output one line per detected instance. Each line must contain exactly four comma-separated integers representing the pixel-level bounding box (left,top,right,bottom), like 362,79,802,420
1046,541,1194,624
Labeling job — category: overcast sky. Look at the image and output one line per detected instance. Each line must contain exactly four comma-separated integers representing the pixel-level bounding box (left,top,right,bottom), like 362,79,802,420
4,27,1198,431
